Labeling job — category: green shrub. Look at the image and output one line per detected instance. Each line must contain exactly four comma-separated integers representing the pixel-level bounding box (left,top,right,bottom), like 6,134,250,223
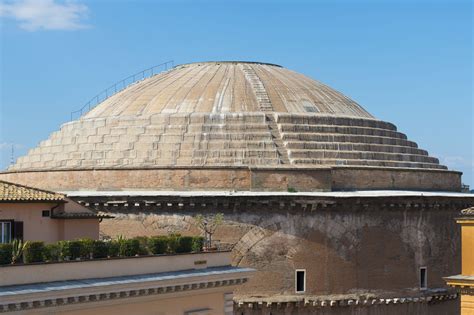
79,238,94,259
58,241,70,260
24,241,45,263
192,236,204,252
92,240,109,259
69,240,82,260
148,236,168,255
43,244,60,262
119,239,140,257
167,234,180,254
0,243,13,265
287,186,297,193
133,236,150,255
176,236,193,253
108,240,120,257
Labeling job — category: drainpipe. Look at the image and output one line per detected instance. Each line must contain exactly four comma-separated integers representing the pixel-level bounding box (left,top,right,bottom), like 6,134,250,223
50,203,62,217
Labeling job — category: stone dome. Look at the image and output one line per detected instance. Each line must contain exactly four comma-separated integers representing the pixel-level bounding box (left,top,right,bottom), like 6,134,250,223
82,61,373,119
3,61,460,192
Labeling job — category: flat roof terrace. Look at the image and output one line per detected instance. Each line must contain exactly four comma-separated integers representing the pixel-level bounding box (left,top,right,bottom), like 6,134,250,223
0,251,254,313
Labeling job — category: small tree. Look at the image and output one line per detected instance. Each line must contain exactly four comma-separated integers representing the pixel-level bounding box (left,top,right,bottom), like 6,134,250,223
194,213,224,249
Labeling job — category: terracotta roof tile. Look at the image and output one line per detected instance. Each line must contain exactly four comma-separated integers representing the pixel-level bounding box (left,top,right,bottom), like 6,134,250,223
0,180,64,202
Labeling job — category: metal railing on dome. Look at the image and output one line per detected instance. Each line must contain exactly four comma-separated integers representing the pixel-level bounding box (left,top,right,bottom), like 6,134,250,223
70,60,175,121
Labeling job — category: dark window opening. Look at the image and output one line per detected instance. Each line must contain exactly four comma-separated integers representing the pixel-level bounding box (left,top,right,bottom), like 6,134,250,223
42,210,50,217
296,270,306,293
13,221,23,241
420,267,427,289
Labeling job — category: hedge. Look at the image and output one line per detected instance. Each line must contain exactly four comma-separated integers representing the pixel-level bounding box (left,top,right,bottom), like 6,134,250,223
148,236,168,255
72,240,84,260
134,236,150,255
119,239,140,257
167,234,180,254
92,240,109,259
24,241,45,263
177,236,194,253
0,243,12,265
79,238,94,259
0,235,204,265
43,244,60,262
108,240,120,257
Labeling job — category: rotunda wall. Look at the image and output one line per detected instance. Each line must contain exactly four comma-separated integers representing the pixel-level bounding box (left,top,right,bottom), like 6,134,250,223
0,166,461,192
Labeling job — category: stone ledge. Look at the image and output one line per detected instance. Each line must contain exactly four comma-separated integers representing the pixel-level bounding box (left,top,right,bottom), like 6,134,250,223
234,291,458,309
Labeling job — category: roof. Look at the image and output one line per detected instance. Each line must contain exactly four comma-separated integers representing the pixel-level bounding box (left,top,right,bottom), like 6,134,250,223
0,266,255,297
51,212,114,219
0,180,64,202
444,274,474,287
62,190,474,199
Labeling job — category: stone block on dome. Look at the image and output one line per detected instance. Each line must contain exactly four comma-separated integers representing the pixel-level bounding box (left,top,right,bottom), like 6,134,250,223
103,135,120,144
110,127,128,136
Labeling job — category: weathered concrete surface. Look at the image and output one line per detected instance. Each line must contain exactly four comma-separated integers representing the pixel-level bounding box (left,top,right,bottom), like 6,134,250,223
91,197,474,314
91,194,472,314
100,204,461,296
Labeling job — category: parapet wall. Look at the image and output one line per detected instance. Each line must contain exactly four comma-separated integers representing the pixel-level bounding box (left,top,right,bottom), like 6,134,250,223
1,251,231,286
0,166,461,192
331,166,462,191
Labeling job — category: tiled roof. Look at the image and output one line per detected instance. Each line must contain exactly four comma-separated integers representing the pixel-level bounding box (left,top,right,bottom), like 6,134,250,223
0,180,64,202
51,212,114,219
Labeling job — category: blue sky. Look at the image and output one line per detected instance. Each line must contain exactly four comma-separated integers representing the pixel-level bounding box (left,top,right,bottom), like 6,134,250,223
0,0,472,187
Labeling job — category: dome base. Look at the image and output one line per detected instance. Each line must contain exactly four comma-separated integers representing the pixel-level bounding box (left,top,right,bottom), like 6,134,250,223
0,166,462,192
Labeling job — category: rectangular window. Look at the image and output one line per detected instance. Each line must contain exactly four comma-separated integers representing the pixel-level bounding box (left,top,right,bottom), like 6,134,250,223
42,210,50,217
420,267,427,289
295,269,306,293
0,222,12,243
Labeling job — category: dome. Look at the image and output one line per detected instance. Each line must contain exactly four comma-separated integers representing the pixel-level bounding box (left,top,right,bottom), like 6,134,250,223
83,61,373,119
2,61,460,192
